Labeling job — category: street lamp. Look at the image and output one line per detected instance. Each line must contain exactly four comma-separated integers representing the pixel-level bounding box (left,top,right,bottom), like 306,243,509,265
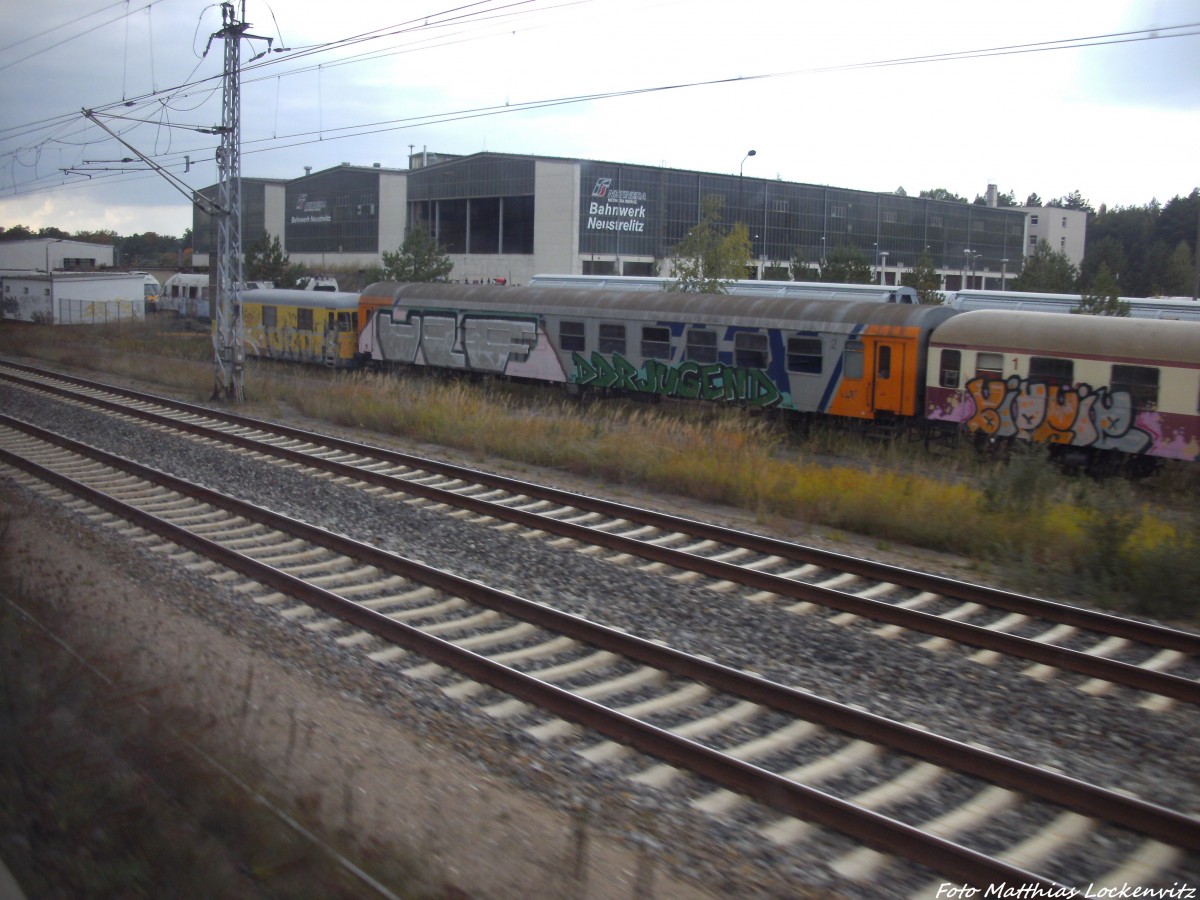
45,238,66,273
962,248,971,290
879,251,889,285
738,149,756,221
1001,258,1009,291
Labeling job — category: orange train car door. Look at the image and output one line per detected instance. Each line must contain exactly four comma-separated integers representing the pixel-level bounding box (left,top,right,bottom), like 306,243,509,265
872,340,906,415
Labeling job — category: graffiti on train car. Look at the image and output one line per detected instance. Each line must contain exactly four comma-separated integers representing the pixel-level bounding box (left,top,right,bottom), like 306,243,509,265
374,309,539,373
571,352,784,407
963,375,1152,454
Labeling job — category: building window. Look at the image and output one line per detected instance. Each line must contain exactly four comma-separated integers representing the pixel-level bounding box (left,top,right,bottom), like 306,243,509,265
559,320,585,352
734,332,768,368
599,322,625,355
686,329,718,363
1062,216,1067,228
1061,237,1066,249
1030,215,1039,226
642,326,671,360
882,211,898,224
786,336,823,374
830,205,847,218
1030,356,1073,386
1028,237,1037,249
1111,365,1159,410
930,216,943,228
939,349,961,388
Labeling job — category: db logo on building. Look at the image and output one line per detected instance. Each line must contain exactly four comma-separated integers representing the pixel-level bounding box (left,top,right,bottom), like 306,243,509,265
591,178,613,199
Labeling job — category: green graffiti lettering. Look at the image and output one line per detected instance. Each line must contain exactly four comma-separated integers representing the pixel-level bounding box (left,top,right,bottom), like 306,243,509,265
572,351,783,408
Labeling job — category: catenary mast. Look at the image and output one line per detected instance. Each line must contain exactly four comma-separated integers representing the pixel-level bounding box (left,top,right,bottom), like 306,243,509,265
211,1,270,402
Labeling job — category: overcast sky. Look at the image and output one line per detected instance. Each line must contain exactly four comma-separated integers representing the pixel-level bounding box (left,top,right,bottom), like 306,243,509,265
1,0,1197,238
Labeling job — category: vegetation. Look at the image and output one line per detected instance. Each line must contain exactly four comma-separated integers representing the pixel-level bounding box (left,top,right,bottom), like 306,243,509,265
1073,263,1129,316
812,245,873,285
668,195,752,293
900,250,944,304
1010,239,1080,293
381,224,453,283
243,231,291,286
0,321,1195,622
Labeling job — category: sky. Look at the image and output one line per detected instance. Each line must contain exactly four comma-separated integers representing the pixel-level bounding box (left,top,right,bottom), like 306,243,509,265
1,0,1198,238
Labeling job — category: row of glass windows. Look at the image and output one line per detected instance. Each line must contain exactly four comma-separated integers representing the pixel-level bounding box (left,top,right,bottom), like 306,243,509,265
579,163,1027,271
938,350,1161,409
558,322,862,377
258,306,357,331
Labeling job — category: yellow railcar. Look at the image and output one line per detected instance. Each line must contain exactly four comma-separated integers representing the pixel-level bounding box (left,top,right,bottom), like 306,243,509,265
238,288,362,367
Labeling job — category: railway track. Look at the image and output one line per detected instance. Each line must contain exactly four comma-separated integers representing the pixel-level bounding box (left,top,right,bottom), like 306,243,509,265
2,360,1198,711
1,411,1197,895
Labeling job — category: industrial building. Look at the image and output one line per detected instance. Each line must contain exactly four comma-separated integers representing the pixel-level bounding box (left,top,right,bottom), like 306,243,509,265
193,152,1051,290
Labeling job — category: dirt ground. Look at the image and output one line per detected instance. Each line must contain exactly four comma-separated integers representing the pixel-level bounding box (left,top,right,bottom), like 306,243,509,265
0,486,731,900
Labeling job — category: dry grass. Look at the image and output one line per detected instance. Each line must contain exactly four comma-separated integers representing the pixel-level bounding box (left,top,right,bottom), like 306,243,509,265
1,319,1196,621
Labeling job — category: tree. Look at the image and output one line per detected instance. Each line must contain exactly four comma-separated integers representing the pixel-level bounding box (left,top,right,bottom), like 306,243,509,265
1010,239,1079,293
919,188,969,204
1025,192,1043,207
1072,263,1129,316
817,245,872,284
1047,190,1095,215
1161,241,1195,296
244,231,289,284
381,224,453,283
972,188,1017,207
668,195,751,293
1078,235,1126,291
900,251,943,303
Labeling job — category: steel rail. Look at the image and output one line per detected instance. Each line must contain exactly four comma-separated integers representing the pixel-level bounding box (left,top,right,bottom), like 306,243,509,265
3,360,1197,657
2,371,1198,704
0,435,1074,892
2,413,1198,862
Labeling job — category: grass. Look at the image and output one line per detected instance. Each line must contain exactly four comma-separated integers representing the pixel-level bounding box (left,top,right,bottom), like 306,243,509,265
1,319,1197,622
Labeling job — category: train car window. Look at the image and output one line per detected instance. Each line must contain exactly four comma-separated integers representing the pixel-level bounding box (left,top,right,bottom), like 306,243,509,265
188,286,198,299
939,349,961,388
734,332,768,369
298,308,314,331
559,321,585,352
1029,356,1073,386
976,352,1003,379
1111,365,1159,410
877,345,892,379
262,306,277,328
686,329,718,363
843,341,864,379
642,326,672,360
786,337,823,374
599,323,625,355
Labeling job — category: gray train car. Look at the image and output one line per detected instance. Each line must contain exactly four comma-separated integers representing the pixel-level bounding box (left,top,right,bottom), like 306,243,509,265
529,274,919,305
358,282,956,420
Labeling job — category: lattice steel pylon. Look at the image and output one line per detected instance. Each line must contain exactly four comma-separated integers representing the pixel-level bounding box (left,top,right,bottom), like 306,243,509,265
211,1,270,402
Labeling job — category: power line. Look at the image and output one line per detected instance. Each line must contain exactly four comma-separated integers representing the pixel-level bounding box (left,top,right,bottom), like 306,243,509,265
2,19,1198,204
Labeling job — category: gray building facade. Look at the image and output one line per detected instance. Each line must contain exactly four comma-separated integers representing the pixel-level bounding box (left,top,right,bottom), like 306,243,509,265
194,153,1031,288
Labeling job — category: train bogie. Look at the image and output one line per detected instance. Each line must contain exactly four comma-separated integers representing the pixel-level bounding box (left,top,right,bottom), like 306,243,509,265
926,310,1200,464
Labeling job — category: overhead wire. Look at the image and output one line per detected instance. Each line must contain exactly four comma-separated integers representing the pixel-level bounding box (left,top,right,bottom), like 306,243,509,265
1,10,1198,205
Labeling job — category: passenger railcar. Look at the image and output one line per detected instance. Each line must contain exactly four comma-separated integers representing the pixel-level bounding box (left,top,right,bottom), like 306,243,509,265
944,289,1200,321
159,273,212,319
926,309,1200,471
239,288,361,367
358,282,956,420
529,274,919,304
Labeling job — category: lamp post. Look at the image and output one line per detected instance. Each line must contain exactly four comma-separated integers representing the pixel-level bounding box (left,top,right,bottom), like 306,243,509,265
972,252,981,290
738,149,756,222
45,238,65,273
1001,258,1008,291
879,251,888,285
962,248,971,290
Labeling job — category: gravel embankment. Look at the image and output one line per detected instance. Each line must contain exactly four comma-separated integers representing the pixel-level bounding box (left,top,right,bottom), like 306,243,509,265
1,377,1197,897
